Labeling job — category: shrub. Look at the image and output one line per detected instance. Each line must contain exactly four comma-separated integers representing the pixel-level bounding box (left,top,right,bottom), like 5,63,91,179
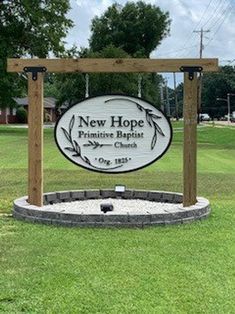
16,106,27,123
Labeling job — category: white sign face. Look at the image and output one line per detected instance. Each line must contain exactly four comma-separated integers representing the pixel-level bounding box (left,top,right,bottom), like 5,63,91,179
55,95,172,173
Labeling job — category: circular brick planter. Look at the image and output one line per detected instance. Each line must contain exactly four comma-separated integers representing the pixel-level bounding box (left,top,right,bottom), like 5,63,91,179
13,190,211,227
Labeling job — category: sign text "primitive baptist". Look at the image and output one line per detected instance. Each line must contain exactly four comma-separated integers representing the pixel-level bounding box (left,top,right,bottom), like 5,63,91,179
55,95,172,173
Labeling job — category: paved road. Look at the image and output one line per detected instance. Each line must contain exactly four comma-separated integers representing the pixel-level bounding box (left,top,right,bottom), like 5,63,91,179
205,121,235,127
7,124,55,128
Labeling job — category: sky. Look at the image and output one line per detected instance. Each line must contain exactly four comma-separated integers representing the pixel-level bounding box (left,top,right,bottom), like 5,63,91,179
65,0,235,87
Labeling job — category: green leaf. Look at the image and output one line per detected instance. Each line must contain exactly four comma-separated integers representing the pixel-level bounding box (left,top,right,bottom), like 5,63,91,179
61,127,70,142
146,112,152,126
154,123,165,136
73,140,81,156
136,104,143,111
89,2,171,57
69,115,75,134
151,114,162,119
0,0,73,108
151,132,157,150
83,156,91,165
65,147,75,152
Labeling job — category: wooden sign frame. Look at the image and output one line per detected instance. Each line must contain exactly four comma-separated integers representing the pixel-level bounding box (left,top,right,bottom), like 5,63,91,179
7,58,219,207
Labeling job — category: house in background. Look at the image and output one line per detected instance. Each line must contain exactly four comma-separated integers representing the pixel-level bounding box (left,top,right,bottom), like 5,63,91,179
0,97,58,124
0,107,17,124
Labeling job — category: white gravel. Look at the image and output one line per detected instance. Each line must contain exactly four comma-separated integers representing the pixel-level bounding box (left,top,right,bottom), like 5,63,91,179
42,198,181,215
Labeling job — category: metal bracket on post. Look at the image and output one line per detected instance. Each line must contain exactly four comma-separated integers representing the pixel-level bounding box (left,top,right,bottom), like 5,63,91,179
180,66,203,81
23,66,47,81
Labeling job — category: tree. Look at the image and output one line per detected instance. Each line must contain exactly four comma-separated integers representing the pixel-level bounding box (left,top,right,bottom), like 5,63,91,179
171,83,183,118
16,106,27,123
89,1,170,57
162,67,235,120
202,66,235,119
50,45,162,107
0,0,73,107
46,1,170,109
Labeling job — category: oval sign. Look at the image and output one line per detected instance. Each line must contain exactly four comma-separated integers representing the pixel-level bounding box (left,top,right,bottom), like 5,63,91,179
55,95,172,173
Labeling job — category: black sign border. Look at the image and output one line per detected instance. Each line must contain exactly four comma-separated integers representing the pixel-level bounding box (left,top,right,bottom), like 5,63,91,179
54,94,173,174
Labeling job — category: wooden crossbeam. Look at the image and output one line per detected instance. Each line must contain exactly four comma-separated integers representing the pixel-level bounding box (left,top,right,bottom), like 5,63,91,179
7,57,218,208
7,58,218,73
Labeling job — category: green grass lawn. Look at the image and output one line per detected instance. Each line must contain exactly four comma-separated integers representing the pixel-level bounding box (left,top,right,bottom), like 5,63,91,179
0,123,235,313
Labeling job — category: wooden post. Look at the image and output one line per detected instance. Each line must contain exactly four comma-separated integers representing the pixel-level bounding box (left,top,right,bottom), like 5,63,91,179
183,72,198,207
28,72,44,206
7,58,218,209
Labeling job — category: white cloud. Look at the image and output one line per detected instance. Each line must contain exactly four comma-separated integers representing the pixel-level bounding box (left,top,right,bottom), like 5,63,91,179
66,0,235,86
153,0,235,60
65,0,113,48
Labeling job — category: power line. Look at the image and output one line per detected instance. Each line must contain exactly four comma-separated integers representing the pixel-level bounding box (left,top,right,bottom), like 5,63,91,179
193,0,215,30
155,0,233,58
156,0,231,58
177,0,227,56
205,1,232,31
182,0,233,55
177,0,217,53
202,0,229,29
163,0,219,58
204,4,233,48
220,59,235,64
157,44,198,57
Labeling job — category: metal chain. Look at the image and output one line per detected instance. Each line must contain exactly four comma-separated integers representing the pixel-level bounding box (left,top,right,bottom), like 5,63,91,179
138,74,142,98
85,73,89,98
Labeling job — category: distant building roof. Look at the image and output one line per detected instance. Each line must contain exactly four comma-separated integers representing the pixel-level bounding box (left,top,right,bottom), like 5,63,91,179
14,97,57,109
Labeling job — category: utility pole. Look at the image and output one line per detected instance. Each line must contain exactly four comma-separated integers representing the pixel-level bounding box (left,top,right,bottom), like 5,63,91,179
193,28,210,123
227,93,235,123
160,82,164,112
194,28,210,59
173,72,179,120
165,79,170,117
216,93,235,124
227,93,231,123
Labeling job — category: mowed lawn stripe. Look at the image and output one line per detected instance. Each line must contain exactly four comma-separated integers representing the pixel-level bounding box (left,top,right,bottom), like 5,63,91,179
0,124,234,313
